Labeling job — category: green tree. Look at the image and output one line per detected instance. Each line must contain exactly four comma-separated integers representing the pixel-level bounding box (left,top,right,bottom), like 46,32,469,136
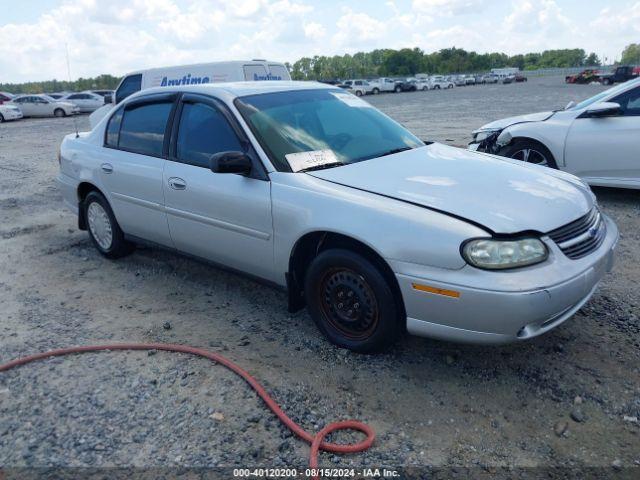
621,44,640,65
585,53,601,66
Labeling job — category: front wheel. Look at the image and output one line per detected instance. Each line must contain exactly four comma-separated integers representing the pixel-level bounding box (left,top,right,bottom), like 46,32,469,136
394,86,402,93
372,88,380,95
305,249,401,353
54,108,66,117
84,191,134,258
354,90,363,97
498,139,558,169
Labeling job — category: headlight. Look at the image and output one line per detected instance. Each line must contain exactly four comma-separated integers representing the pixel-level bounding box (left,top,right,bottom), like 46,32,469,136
473,129,500,142
462,238,548,270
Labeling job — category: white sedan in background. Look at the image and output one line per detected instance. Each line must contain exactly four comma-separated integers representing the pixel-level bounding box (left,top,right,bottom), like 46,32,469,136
469,78,640,189
10,94,79,117
61,92,105,113
0,103,23,122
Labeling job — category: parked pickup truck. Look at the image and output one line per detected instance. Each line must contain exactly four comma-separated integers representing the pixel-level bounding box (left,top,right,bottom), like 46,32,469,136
599,66,639,85
370,77,399,93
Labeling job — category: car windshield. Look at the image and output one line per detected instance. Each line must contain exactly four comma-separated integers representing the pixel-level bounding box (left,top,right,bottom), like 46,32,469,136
568,78,640,111
234,89,424,172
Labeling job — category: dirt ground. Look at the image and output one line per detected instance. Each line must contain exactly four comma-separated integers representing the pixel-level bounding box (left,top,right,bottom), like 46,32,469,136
0,77,639,478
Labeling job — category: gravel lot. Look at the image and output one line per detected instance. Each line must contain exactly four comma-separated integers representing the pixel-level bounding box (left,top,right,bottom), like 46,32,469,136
1,76,639,477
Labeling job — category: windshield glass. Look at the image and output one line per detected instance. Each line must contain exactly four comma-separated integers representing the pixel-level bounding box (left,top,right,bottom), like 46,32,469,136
568,78,640,110
234,89,423,172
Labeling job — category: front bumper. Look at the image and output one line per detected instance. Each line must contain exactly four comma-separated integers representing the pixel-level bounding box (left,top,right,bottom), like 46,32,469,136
392,214,619,344
2,110,23,121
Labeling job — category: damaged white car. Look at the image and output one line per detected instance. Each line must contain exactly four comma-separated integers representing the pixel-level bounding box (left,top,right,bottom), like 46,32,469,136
469,78,640,189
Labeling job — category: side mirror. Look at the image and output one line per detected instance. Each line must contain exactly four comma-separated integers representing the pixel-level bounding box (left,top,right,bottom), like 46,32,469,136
582,102,621,118
210,151,252,176
104,94,113,104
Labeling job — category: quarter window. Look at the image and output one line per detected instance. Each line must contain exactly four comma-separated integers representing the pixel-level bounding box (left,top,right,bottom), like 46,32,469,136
176,102,244,168
105,106,124,148
119,101,173,157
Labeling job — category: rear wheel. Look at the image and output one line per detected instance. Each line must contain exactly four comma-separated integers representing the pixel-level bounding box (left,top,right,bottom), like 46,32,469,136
372,88,380,95
0,113,4,123
354,90,363,97
304,249,401,353
499,139,558,169
54,108,65,117
84,191,134,258
434,85,441,90
394,85,402,93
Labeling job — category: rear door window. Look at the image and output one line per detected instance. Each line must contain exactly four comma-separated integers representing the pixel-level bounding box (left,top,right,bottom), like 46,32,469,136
115,74,142,104
119,101,173,157
176,102,244,168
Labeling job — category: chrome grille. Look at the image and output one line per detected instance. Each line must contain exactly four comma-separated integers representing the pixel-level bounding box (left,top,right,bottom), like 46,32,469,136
548,208,606,259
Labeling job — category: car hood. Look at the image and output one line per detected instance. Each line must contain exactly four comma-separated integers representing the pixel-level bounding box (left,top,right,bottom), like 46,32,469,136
307,143,593,234
476,111,555,131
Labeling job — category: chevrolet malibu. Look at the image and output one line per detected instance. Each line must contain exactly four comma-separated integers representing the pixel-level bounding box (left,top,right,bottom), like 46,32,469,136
57,82,618,352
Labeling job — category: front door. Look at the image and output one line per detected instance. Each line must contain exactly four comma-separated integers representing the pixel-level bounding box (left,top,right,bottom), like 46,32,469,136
565,84,640,184
163,94,275,281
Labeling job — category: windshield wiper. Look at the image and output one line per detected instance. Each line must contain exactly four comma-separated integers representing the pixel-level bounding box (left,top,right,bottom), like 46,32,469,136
298,161,345,173
379,146,414,157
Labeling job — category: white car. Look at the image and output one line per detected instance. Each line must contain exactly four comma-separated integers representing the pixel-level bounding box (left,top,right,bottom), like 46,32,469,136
343,79,375,96
10,95,79,117
429,76,455,90
370,77,398,93
61,92,105,113
469,78,640,189
0,103,23,122
57,81,618,352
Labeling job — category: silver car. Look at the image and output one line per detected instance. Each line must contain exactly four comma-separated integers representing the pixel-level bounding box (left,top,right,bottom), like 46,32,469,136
57,82,618,352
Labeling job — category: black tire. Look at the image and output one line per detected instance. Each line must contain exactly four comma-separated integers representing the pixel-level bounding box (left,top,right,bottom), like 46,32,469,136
0,113,4,123
304,249,401,353
434,85,441,90
498,138,558,169
394,85,402,93
354,90,362,97
54,108,66,117
372,88,380,95
83,191,134,258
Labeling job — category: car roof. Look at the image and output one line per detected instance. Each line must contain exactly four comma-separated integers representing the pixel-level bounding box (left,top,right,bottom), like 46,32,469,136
135,81,337,101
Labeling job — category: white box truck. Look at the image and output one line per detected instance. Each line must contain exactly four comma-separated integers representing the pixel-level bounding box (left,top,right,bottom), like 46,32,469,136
89,60,290,128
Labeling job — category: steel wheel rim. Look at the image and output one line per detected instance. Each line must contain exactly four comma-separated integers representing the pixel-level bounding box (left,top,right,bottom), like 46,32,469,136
87,202,113,250
511,148,548,166
317,268,379,340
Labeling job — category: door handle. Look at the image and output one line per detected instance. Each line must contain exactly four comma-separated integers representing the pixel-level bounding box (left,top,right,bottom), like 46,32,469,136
168,177,187,190
101,163,113,174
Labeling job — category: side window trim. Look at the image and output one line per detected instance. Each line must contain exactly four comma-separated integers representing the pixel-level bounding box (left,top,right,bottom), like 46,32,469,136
168,93,267,180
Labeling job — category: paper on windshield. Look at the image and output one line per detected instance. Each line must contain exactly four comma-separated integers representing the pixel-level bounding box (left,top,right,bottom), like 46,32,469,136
330,91,372,108
285,149,340,173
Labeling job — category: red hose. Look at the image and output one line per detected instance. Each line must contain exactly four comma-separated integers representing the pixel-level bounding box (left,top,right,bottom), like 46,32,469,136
0,343,374,478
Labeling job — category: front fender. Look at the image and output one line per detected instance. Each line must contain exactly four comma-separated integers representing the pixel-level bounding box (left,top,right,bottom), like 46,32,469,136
497,116,573,167
270,173,487,283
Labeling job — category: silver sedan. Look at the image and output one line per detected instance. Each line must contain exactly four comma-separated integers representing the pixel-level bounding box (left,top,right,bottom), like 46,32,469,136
57,82,618,352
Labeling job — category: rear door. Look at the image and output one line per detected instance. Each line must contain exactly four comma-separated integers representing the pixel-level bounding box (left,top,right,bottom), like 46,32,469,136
98,94,174,246
565,84,640,184
16,97,37,116
163,93,275,281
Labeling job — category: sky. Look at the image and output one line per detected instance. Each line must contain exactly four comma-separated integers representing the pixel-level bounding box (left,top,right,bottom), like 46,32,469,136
0,0,638,83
